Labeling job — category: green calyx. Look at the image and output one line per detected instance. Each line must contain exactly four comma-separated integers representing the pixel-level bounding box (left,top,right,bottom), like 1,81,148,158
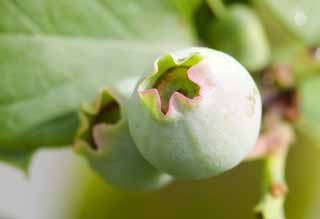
75,88,123,152
138,53,203,118
74,82,173,191
94,101,121,125
155,67,200,113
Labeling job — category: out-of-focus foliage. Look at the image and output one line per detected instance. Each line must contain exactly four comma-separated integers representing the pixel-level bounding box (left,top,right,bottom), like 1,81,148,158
205,4,270,72
255,0,320,46
72,160,262,219
253,0,320,47
2,137,320,219
297,76,320,146
286,137,320,219
50,139,318,219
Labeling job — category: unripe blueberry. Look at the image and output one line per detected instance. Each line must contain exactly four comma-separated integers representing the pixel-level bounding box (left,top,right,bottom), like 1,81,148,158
127,47,262,179
206,4,270,72
74,79,173,191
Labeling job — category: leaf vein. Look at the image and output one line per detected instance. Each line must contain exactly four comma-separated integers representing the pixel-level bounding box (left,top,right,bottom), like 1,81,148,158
1,0,43,33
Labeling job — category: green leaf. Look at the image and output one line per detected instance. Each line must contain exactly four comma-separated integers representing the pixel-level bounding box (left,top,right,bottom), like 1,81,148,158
0,147,34,173
253,0,320,46
296,76,320,146
0,0,200,167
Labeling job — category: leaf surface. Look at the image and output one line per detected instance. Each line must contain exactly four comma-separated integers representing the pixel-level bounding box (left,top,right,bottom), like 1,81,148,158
0,0,200,165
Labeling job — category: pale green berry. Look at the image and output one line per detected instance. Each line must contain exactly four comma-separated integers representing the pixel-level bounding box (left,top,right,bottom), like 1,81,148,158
74,79,173,191
206,4,270,72
127,47,262,179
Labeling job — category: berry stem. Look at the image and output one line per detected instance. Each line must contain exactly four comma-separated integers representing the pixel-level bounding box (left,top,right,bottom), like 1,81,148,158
255,146,288,219
254,115,294,219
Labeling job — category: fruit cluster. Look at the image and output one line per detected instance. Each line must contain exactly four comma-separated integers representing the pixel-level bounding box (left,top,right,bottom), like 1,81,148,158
74,47,262,191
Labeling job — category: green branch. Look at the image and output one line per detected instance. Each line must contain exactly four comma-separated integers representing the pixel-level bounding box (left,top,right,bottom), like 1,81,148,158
254,120,294,219
255,146,288,219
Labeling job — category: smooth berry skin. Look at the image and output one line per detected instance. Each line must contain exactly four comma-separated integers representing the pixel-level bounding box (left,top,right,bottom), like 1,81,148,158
127,47,262,180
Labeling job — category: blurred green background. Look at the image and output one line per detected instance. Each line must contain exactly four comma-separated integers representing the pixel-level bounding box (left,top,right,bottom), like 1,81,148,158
1,137,319,219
